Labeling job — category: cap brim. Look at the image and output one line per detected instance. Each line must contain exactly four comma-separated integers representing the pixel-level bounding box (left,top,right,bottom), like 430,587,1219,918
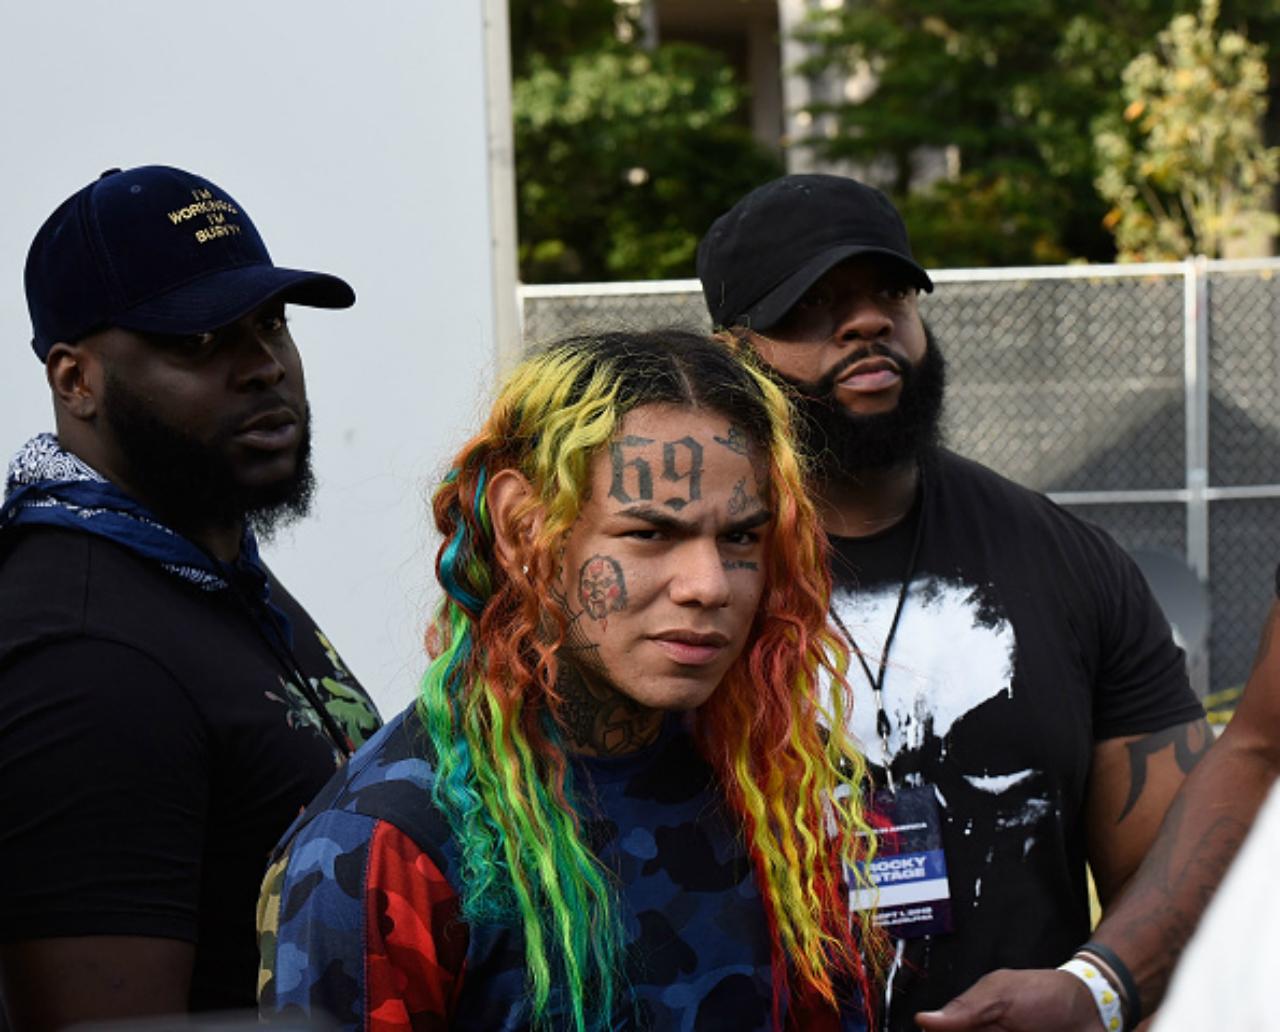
112,263,355,336
744,245,933,331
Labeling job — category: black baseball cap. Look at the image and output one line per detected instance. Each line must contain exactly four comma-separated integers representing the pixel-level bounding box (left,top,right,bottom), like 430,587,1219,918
696,173,933,331
25,165,355,360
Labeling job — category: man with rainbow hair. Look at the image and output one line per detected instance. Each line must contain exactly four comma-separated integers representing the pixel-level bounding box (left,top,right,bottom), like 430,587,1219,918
257,329,881,1030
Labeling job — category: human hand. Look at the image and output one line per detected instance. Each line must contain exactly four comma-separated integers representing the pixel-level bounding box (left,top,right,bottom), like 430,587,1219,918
913,968,1105,1031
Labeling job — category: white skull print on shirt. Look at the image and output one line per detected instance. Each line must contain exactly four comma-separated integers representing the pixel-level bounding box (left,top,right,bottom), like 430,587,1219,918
826,449,1200,1031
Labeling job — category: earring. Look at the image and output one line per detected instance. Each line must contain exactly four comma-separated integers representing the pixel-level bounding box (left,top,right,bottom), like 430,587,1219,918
521,564,529,576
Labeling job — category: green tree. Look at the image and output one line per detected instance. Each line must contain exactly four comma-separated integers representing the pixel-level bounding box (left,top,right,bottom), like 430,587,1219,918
511,0,782,283
1095,0,1279,259
795,0,1279,267
509,0,618,79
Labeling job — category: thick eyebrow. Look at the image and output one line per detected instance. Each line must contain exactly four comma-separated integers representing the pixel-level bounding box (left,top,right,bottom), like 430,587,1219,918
615,504,773,535
725,508,774,535
615,505,692,532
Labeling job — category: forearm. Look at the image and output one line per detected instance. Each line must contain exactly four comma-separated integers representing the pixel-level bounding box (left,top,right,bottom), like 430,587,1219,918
1091,735,1277,1015
1094,601,1280,1016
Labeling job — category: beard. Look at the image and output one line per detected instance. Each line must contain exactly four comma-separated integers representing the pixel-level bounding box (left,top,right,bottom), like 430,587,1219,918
768,324,947,483
101,372,316,544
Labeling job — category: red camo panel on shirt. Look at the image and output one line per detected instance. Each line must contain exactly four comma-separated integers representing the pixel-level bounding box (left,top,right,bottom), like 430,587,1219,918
365,821,468,1031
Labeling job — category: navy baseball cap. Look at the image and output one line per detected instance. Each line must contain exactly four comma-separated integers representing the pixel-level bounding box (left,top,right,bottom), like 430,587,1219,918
696,173,933,331
24,165,355,360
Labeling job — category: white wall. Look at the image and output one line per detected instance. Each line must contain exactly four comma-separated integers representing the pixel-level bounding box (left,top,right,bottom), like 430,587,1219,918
0,2,508,716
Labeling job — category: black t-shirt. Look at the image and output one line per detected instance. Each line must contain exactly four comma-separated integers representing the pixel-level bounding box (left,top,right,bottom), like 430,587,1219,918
0,526,382,1011
826,450,1202,1030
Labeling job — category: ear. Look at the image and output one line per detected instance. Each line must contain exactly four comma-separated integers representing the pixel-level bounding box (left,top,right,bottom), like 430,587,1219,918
46,342,101,421
487,468,542,575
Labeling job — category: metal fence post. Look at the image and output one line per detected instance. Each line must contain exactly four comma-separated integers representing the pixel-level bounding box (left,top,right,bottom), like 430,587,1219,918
482,0,522,373
1184,256,1211,586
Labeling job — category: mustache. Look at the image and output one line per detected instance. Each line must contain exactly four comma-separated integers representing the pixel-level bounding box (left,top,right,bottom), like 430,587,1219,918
785,343,912,399
224,393,305,434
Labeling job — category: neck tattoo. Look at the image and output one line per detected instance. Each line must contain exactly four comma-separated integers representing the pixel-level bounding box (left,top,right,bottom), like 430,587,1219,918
557,664,663,757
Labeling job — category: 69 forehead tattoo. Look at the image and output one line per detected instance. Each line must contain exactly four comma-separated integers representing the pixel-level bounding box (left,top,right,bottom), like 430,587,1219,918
609,435,655,504
661,436,703,511
609,434,705,511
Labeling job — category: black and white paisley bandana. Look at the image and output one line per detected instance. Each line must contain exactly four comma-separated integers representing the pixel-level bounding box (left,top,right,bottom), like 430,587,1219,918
2,432,293,644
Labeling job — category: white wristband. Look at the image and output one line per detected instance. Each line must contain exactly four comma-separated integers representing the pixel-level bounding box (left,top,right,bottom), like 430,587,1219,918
1059,956,1125,1032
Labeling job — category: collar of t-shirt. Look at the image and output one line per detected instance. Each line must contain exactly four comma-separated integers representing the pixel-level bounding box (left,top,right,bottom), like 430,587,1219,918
828,477,925,589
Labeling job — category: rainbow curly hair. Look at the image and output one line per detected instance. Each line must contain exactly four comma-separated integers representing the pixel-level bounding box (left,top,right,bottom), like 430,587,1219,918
419,329,882,1030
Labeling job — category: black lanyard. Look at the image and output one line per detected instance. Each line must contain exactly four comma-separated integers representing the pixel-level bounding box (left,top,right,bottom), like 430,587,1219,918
828,468,926,793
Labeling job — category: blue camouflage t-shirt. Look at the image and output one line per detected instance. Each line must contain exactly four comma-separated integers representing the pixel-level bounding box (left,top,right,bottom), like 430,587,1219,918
258,706,865,1031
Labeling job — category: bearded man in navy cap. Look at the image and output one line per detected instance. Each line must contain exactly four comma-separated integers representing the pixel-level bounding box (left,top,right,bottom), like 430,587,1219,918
0,166,382,1026
697,175,1209,1032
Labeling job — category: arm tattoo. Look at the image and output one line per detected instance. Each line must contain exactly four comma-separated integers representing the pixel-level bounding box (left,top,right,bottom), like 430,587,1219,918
1117,718,1213,821
1101,790,1252,1008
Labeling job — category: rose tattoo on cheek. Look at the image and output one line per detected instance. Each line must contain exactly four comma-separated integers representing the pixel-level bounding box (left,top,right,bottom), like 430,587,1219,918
578,554,627,628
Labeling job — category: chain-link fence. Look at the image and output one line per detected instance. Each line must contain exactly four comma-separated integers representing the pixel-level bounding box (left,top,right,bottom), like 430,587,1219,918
520,259,1280,700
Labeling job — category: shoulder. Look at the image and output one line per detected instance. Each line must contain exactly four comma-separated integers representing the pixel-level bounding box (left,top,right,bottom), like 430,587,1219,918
262,709,462,985
928,449,1057,512
0,524,169,594
260,715,470,1023
0,527,93,644
0,526,205,671
928,449,1127,555
0,635,203,744
275,706,449,864
929,460,1196,718
0,636,208,803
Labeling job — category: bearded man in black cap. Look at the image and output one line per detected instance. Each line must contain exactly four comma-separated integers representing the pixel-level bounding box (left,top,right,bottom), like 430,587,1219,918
697,174,1209,1032
0,166,382,1027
